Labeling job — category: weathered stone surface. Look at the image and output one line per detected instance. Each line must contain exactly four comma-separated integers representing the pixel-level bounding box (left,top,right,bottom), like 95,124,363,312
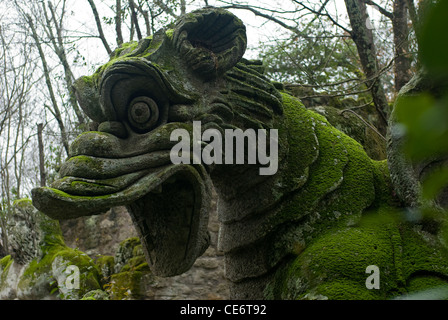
59,195,228,300
310,105,386,160
0,200,102,300
99,205,228,300
60,206,137,256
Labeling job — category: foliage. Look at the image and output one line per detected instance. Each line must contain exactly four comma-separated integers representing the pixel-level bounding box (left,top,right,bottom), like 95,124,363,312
394,0,448,204
260,20,361,87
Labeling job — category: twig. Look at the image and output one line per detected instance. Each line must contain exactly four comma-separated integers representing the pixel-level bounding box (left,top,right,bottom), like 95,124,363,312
339,109,386,141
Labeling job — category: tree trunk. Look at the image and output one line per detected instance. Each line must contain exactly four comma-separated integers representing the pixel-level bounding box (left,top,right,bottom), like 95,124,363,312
180,0,186,15
345,0,390,136
116,0,124,46
393,0,412,91
38,123,46,187
0,203,9,257
129,0,142,41
135,3,151,37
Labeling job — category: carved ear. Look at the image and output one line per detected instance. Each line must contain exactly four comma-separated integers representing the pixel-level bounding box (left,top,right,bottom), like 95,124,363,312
173,8,247,80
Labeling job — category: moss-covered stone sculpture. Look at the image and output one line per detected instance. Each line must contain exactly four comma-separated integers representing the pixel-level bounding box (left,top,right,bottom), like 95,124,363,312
0,199,102,299
31,7,448,299
103,237,154,300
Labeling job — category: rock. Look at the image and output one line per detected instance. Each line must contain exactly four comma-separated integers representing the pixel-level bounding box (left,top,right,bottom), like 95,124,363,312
59,206,137,257
82,289,110,300
0,199,102,300
309,105,386,160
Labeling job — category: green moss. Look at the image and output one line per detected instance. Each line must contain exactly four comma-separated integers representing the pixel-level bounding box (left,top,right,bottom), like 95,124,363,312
70,155,104,171
81,75,94,86
276,93,318,193
310,105,386,160
406,276,448,294
111,41,139,58
268,203,448,299
108,271,151,300
81,289,110,300
70,130,114,150
114,237,148,272
269,212,402,299
41,187,114,201
311,279,379,300
261,93,448,299
96,255,114,267
116,242,150,273
121,256,150,272
400,225,448,289
271,93,381,233
12,198,32,208
0,255,13,286
121,237,141,247
0,255,12,270
95,255,114,284
18,243,102,298
165,28,174,40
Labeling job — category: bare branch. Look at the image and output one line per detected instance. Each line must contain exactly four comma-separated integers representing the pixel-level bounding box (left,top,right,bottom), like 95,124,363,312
26,14,70,156
363,0,393,19
87,0,112,55
340,108,386,140
219,4,308,38
292,0,352,35
153,0,179,19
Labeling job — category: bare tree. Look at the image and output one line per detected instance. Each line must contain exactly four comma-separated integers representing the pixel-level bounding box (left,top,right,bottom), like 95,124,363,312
37,123,46,187
41,0,87,128
0,19,36,255
26,13,70,157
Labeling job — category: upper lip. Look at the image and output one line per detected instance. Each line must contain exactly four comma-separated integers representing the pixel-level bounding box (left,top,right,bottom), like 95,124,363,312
59,150,172,181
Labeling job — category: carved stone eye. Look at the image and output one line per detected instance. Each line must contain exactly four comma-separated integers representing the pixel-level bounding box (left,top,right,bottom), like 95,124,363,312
128,96,159,131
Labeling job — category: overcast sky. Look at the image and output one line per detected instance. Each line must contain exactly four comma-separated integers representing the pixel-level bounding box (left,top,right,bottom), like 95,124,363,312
68,0,386,68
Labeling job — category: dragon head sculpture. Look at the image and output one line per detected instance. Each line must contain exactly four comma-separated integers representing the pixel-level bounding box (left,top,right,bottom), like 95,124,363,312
32,8,448,299
32,7,284,278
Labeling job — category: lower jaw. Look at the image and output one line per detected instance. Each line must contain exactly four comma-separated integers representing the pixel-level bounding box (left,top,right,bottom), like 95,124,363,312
127,167,211,276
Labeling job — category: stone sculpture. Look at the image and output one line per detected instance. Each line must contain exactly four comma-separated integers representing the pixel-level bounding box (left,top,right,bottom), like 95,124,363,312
31,7,448,299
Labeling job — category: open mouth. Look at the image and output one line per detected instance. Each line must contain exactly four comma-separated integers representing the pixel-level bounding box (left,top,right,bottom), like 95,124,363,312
31,134,213,276
30,52,217,276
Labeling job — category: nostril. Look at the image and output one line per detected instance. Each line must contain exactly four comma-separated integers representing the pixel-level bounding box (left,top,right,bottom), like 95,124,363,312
98,121,128,139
